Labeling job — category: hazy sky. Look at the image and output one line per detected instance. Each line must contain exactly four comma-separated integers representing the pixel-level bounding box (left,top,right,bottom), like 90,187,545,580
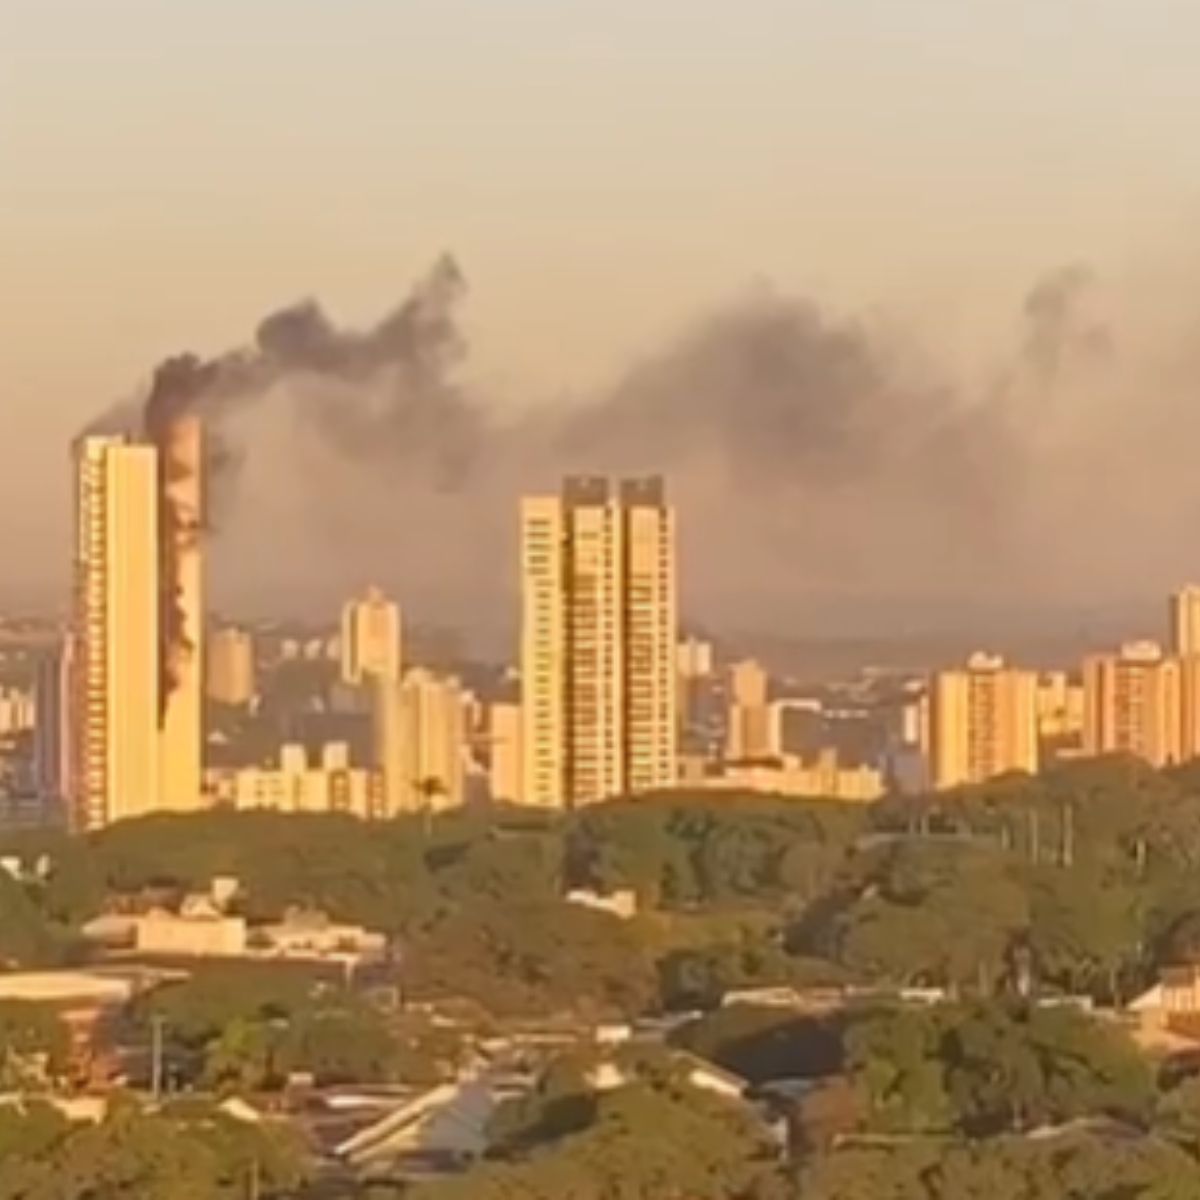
3,0,1200,610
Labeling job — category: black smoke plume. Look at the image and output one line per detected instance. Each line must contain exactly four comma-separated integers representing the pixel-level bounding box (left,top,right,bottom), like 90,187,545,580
100,251,1178,638
143,357,212,721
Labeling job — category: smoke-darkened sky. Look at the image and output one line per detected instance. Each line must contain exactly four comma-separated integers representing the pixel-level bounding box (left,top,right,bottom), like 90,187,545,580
6,0,1200,636
92,251,1200,642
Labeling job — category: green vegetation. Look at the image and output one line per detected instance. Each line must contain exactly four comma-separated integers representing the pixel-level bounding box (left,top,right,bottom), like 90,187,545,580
2,756,1200,1014
5,756,1200,1193
0,1098,309,1200
132,964,461,1092
415,1054,786,1200
0,1002,69,1088
394,999,1200,1200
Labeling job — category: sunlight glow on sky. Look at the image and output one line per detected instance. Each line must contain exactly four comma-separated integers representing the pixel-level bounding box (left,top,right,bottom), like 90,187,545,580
2,0,1199,594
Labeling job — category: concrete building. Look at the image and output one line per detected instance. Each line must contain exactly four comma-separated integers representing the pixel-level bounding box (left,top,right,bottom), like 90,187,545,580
1035,671,1085,743
729,659,768,708
724,660,780,761
33,640,73,803
927,653,1039,790
69,436,161,830
0,688,34,734
220,742,379,818
704,750,885,802
207,625,255,707
156,414,205,815
257,910,387,959
1170,585,1200,658
676,636,715,681
519,476,677,808
677,635,723,757
131,902,385,963
487,701,524,805
1083,641,1187,767
373,669,467,814
135,903,249,958
0,970,151,1073
340,587,402,686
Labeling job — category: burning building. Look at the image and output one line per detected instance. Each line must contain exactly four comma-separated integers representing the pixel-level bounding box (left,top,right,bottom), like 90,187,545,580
153,410,205,812
68,403,205,829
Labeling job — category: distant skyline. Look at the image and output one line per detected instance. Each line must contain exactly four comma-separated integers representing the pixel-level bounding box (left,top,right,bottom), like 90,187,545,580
4,0,1200,619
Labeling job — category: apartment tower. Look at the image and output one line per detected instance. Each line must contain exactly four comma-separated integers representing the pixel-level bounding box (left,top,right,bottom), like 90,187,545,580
157,412,204,812
1083,641,1188,767
927,652,1039,790
372,669,467,814
340,587,402,685
207,625,256,707
69,436,162,830
33,636,74,805
520,476,677,807
725,659,780,761
1170,585,1200,658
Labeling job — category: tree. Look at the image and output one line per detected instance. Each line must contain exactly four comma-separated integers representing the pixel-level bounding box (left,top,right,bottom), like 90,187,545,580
0,1100,310,1200
0,1002,70,1090
798,841,1029,991
671,1004,843,1085
414,1073,786,1200
843,1001,1154,1138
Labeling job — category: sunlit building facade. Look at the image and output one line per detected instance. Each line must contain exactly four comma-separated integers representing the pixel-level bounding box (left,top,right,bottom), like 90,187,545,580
69,436,162,830
927,652,1039,790
520,476,677,807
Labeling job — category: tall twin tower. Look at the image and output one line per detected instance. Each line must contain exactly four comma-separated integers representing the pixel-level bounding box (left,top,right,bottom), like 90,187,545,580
520,476,678,807
68,417,204,830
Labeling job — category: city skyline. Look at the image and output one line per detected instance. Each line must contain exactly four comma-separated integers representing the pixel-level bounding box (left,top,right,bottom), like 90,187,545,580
10,3,1200,1190
7,2,1200,626
40,406,1200,826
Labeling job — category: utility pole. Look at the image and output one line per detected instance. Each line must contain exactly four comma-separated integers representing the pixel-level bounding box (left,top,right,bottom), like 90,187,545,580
150,1015,166,1103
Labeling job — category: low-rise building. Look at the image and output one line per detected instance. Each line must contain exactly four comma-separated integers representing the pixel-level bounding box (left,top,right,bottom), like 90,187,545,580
565,889,638,920
708,750,885,802
134,903,249,958
213,742,381,818
257,909,387,960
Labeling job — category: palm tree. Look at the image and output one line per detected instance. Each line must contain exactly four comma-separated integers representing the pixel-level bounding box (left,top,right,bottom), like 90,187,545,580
414,777,446,835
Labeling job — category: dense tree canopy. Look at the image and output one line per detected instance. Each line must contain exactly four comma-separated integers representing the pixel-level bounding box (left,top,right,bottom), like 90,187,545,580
1,758,1200,1020
131,964,458,1092
7,759,1200,1193
0,1099,309,1200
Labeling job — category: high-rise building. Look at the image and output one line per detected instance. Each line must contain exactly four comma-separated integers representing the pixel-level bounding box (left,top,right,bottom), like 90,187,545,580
1178,657,1200,764
520,476,677,808
1170,586,1200,658
729,659,769,708
927,652,1039,790
1035,671,1085,743
1083,641,1184,767
69,436,162,830
207,625,255,707
725,659,779,761
340,587,402,685
372,668,467,814
488,701,524,805
33,637,73,804
676,636,714,681
156,413,205,813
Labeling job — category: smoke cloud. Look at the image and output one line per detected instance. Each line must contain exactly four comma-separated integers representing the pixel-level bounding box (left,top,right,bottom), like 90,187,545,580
143,358,210,718
93,252,1200,638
